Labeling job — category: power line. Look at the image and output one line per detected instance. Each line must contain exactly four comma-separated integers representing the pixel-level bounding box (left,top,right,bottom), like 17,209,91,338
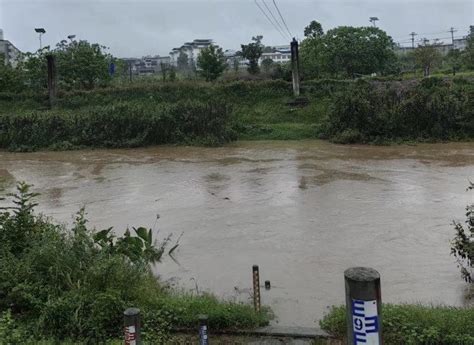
272,0,293,38
395,35,466,47
392,30,452,41
254,0,288,40
261,0,291,40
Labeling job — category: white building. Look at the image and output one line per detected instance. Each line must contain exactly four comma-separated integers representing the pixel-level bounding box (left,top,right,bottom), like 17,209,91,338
258,45,291,65
0,29,22,67
121,55,171,75
169,39,217,67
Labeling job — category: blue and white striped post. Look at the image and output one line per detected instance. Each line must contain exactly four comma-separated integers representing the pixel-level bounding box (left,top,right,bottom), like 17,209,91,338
199,314,209,345
344,267,382,345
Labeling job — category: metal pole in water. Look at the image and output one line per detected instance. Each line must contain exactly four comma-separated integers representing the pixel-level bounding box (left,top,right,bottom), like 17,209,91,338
199,314,209,345
344,267,382,345
124,308,141,345
252,265,261,312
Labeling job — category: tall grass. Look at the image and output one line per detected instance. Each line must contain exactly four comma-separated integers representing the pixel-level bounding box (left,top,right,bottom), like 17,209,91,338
321,304,474,345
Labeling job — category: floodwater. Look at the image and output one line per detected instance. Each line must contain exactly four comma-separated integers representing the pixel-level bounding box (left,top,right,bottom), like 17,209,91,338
1,140,473,327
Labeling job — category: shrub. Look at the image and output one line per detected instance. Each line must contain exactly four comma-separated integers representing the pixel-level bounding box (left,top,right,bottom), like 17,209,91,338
325,79,474,143
451,182,474,282
0,99,235,150
320,304,474,345
0,183,268,342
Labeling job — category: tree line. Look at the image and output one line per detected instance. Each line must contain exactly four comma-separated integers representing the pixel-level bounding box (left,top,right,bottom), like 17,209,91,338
1,21,473,93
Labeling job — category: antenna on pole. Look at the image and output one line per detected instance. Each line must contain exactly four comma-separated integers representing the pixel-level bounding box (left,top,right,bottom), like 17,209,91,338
410,32,417,49
449,27,457,47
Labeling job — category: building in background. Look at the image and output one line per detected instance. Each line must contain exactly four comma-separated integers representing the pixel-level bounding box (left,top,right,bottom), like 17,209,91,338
223,44,291,70
169,39,216,67
122,55,171,75
0,29,22,67
259,45,291,65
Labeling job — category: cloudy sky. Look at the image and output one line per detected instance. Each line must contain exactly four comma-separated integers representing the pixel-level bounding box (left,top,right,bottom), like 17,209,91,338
1,0,472,57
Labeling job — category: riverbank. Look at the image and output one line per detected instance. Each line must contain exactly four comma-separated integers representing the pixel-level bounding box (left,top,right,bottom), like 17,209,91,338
0,183,269,344
0,77,472,151
1,141,473,328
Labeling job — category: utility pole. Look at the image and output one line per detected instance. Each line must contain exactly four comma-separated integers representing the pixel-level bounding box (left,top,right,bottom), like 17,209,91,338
290,37,300,97
449,27,457,48
410,32,417,49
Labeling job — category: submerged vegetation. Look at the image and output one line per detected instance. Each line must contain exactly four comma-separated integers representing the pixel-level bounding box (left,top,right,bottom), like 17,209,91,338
0,182,269,343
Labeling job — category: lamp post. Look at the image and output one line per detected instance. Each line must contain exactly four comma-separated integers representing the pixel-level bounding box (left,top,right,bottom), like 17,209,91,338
369,17,379,28
34,28,46,49
67,34,76,42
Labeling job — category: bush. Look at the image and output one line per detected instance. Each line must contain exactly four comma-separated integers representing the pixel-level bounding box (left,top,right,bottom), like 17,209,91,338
325,78,474,143
320,304,474,345
0,183,269,343
451,182,474,282
0,99,235,150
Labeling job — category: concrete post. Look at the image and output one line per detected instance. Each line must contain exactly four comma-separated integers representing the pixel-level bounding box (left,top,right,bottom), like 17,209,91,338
199,314,209,345
124,308,141,345
344,267,382,345
290,38,300,97
46,55,56,107
252,265,261,312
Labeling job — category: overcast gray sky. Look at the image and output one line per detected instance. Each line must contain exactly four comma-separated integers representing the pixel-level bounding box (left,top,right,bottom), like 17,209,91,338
1,0,473,57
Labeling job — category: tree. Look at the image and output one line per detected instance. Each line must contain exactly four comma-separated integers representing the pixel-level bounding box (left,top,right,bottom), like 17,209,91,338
241,35,263,75
54,40,111,90
451,182,474,283
196,44,227,81
413,43,441,76
320,26,396,78
445,49,462,75
168,66,177,81
232,58,240,73
300,32,325,79
16,47,50,91
177,51,189,71
462,34,474,70
261,58,274,73
304,20,324,39
160,62,168,81
0,53,25,92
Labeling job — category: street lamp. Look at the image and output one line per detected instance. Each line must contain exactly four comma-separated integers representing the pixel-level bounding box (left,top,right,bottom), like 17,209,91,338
67,34,76,42
369,17,379,27
34,28,46,49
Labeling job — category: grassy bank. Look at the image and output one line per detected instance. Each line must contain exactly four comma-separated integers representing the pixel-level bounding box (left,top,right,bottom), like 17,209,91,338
321,304,474,345
0,183,269,344
0,77,473,150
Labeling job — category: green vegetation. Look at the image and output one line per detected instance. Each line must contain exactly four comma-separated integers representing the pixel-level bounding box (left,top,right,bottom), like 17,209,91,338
300,22,398,79
0,77,473,150
0,182,269,343
0,25,473,150
451,182,474,282
326,77,474,143
197,44,227,81
320,304,474,345
241,35,264,75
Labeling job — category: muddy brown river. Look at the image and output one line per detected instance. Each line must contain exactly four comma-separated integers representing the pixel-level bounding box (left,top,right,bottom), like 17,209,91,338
1,140,473,327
